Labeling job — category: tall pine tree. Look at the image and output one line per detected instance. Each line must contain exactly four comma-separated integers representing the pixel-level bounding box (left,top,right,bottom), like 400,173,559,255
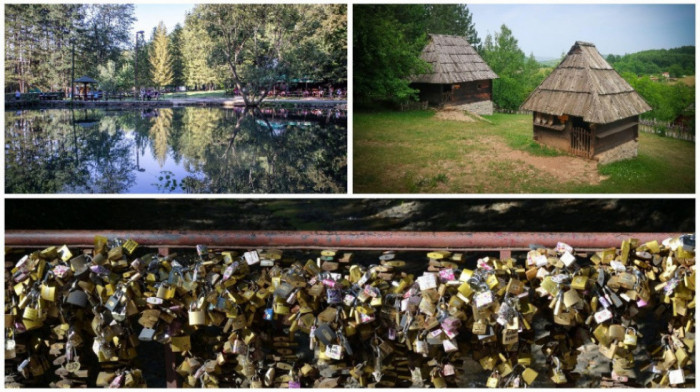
149,21,173,89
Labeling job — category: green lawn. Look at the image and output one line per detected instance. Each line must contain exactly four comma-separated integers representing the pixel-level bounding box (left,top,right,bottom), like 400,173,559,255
354,111,695,193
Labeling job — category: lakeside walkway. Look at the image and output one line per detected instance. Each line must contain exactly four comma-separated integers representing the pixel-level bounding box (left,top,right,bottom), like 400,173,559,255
6,96,347,110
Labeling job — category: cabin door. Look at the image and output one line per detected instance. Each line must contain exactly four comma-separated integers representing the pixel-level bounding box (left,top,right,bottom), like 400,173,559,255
570,127,593,158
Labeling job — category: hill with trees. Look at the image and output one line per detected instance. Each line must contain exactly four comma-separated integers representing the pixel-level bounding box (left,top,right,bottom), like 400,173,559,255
606,46,694,77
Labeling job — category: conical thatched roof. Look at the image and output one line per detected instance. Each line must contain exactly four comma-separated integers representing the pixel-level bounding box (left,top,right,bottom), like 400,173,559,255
412,34,498,84
74,75,98,83
521,41,651,124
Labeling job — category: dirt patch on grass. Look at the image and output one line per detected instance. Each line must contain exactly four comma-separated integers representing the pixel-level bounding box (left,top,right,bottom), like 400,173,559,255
434,108,476,122
478,137,603,185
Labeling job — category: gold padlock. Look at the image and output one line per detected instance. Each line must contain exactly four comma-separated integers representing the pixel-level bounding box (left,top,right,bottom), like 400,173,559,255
623,328,637,346
486,371,500,388
23,306,39,321
521,368,538,385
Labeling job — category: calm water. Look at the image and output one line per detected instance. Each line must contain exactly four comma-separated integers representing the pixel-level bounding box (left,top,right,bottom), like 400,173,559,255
6,107,347,193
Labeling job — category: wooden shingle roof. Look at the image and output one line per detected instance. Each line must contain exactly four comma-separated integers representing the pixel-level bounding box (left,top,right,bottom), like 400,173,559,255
412,34,498,84
520,41,651,124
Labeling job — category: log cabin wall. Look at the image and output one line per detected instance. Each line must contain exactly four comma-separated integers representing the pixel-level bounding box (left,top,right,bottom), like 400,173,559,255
450,79,492,105
413,83,442,106
532,111,573,151
593,116,639,155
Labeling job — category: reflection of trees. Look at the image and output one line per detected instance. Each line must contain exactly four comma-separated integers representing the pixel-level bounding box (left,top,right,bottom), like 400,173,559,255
176,107,347,193
148,108,173,167
5,107,346,194
5,109,136,193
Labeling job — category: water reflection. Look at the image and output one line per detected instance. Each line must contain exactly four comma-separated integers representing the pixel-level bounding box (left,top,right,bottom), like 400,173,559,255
5,107,347,193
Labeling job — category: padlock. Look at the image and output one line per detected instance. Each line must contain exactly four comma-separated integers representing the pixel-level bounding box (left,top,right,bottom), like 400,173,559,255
623,327,637,346
521,367,538,385
22,306,39,321
486,371,500,388
550,368,566,384
563,289,581,307
188,309,206,326
571,275,588,290
66,290,88,307
668,368,685,385
40,285,56,302
502,328,518,345
139,328,156,341
431,371,447,388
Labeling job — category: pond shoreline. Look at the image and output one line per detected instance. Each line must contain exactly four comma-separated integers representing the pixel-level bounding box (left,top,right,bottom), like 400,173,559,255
5,97,347,111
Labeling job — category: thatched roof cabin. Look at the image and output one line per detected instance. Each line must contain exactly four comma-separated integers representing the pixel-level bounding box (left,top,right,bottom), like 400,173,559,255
520,41,651,164
521,41,650,123
411,34,498,114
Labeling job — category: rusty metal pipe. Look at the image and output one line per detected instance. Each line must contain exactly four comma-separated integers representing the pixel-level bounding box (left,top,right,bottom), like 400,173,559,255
4,230,681,251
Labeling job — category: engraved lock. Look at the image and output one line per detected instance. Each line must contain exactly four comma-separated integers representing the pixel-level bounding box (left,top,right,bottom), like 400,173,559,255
502,328,519,345
472,319,488,335
23,306,39,321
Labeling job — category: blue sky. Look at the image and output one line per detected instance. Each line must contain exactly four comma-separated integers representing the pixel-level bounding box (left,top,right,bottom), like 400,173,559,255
133,4,194,39
469,4,695,58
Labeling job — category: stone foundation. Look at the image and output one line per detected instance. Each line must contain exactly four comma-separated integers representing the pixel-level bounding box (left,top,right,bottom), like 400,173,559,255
451,100,494,115
594,139,638,165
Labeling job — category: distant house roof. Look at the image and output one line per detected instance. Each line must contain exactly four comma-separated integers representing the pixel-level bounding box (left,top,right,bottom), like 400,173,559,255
412,34,498,85
74,75,98,83
520,41,651,124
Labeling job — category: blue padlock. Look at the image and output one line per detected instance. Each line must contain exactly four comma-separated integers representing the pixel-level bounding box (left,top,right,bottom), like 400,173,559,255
264,308,274,320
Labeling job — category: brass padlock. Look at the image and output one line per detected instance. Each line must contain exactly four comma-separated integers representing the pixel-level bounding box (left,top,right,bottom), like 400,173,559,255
23,306,39,321
521,367,538,385
486,371,500,388
623,327,637,346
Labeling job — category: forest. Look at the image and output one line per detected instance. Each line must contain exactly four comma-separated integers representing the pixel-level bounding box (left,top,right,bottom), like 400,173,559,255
354,5,694,121
4,4,346,104
606,46,695,77
355,5,551,111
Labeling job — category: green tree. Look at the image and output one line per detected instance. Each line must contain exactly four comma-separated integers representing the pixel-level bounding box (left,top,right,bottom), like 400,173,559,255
668,64,684,78
149,21,173,89
196,4,310,106
424,4,481,51
354,5,429,105
481,25,540,110
181,15,217,90
97,60,118,92
169,24,185,87
4,4,134,93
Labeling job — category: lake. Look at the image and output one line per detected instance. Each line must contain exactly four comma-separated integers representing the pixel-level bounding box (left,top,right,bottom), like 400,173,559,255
5,107,347,193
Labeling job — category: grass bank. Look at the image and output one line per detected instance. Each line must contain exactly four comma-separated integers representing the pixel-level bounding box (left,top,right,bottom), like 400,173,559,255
354,111,694,193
